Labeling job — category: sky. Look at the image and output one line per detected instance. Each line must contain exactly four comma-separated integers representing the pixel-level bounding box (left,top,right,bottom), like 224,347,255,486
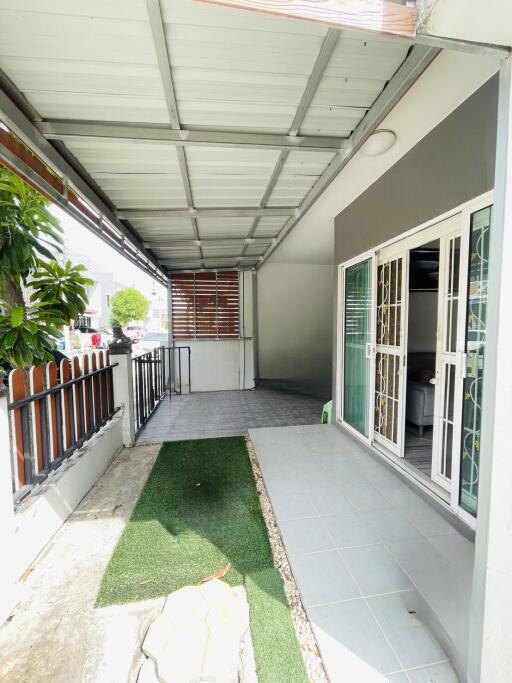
51,206,167,302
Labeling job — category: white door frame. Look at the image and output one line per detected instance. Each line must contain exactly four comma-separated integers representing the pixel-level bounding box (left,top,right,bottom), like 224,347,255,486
373,245,408,457
336,190,493,528
430,219,468,493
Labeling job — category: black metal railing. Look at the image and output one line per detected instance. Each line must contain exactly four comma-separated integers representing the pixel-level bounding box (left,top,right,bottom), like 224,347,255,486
171,345,191,395
8,351,118,504
132,345,192,434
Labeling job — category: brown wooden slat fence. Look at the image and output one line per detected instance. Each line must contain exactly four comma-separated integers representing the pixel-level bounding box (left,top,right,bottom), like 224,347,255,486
8,351,118,503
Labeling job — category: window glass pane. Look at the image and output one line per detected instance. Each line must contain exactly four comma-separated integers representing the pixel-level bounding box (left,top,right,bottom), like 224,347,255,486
343,259,372,437
460,206,491,516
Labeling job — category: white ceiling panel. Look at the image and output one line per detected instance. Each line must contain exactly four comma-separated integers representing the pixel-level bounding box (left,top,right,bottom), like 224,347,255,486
197,217,254,238
0,7,156,65
0,0,412,271
244,243,270,257
134,219,195,240
268,151,335,207
63,140,181,174
253,216,288,238
187,146,280,208
162,0,324,133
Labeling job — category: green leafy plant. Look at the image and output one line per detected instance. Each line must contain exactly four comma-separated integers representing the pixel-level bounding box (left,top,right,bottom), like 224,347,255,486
110,287,150,328
0,165,93,369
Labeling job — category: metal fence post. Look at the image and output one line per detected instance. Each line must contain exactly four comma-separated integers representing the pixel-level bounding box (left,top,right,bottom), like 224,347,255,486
109,347,135,447
0,385,20,624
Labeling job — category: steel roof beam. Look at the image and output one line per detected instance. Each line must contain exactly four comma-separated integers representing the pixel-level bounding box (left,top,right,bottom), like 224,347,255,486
0,87,165,278
161,256,258,264
244,27,340,254
146,0,205,265
289,28,340,136
258,44,440,268
118,207,295,219
144,237,271,246
38,121,346,153
146,0,180,130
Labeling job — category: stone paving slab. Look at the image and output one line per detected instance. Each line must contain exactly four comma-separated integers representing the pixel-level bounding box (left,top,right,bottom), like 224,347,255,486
0,444,161,683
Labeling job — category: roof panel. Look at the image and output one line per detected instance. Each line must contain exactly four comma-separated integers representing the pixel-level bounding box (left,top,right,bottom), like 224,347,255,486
0,1,148,21
0,56,164,98
197,217,254,238
24,91,169,124
253,216,288,237
134,219,195,240
0,8,156,65
0,0,413,272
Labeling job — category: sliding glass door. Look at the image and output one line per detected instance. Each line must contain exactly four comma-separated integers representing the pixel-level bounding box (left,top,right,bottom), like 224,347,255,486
459,206,491,516
374,252,407,456
342,258,373,438
431,231,466,490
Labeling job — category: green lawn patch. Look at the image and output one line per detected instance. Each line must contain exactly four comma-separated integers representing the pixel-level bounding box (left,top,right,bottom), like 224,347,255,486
97,437,308,682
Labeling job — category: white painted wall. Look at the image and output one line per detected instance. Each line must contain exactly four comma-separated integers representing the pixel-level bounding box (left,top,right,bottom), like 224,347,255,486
176,339,254,392
172,271,255,393
0,407,123,625
12,415,123,580
257,263,334,398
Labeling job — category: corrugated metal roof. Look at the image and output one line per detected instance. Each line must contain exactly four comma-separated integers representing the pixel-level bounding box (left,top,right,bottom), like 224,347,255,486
0,0,411,271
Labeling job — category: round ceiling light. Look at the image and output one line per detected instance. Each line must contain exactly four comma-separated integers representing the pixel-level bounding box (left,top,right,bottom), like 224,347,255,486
360,129,396,157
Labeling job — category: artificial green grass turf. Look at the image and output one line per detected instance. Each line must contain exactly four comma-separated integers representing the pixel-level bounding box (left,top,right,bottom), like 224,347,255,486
246,568,309,683
96,437,308,682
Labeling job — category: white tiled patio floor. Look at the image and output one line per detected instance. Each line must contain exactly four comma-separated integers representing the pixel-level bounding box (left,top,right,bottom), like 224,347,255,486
250,424,474,683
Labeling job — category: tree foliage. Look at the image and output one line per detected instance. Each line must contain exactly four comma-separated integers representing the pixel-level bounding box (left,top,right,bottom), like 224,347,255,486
0,166,93,369
110,287,150,327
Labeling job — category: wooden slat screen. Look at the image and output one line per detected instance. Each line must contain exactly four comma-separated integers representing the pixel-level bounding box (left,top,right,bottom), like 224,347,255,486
171,271,240,339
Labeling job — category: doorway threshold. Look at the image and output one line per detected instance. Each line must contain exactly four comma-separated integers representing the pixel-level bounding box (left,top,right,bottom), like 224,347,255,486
372,442,451,507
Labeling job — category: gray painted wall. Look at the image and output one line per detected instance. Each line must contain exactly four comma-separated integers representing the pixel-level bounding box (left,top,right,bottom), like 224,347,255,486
334,76,498,266
257,263,334,399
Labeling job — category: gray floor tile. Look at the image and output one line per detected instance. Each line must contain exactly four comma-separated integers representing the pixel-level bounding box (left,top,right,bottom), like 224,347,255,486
341,545,413,596
249,425,460,681
367,592,447,669
290,550,361,606
322,512,380,548
361,509,424,543
138,387,325,443
398,500,460,537
346,482,395,512
425,534,474,576
309,599,401,677
406,662,458,682
384,538,456,603
279,517,334,555
307,485,356,516
270,492,317,521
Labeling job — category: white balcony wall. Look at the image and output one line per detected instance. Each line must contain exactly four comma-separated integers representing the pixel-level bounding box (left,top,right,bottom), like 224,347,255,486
172,272,255,392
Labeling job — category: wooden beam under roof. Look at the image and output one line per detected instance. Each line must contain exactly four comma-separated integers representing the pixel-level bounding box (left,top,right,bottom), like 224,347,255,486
196,0,417,39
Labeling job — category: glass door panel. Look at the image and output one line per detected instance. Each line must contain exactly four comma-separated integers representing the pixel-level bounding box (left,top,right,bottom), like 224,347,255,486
374,255,406,455
459,206,491,516
343,258,373,437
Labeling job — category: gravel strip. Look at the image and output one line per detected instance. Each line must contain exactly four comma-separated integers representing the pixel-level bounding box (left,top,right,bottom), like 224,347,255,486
246,437,329,683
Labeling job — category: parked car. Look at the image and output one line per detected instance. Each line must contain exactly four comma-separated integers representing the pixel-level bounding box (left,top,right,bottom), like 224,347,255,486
125,324,144,342
133,331,169,355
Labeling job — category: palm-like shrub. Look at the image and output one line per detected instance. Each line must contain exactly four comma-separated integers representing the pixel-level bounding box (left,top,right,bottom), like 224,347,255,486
0,166,92,369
